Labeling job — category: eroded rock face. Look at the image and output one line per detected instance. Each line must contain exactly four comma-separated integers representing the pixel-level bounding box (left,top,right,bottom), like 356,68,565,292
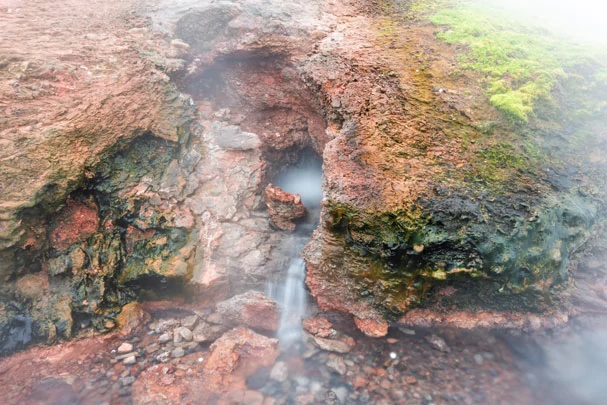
1,0,606,351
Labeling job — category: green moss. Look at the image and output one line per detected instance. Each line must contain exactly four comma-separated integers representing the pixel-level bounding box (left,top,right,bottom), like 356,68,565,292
422,1,606,123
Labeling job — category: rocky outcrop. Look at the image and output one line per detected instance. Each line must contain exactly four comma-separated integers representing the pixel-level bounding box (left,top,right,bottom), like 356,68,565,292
265,184,307,232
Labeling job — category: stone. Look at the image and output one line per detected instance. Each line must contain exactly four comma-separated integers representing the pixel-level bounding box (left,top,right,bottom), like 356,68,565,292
117,342,133,353
181,315,198,329
123,355,137,365
116,303,150,336
193,321,228,343
202,326,279,391
303,317,335,338
243,390,265,405
353,317,389,338
158,333,172,344
156,352,170,363
215,291,279,332
327,355,347,375
146,343,160,354
120,376,136,386
264,184,307,232
173,327,193,343
172,347,185,358
426,334,451,353
270,361,288,382
309,335,354,354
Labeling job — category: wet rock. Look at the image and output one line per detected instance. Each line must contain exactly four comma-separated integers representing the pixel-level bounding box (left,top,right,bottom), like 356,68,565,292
270,361,288,382
192,321,228,343
173,326,193,343
116,302,150,336
146,343,160,354
303,317,335,338
158,333,172,344
2,315,33,352
120,376,136,386
50,198,99,251
264,184,307,232
309,335,355,354
354,317,389,338
15,273,49,301
203,326,279,391
181,315,198,329
172,347,185,358
156,352,171,363
426,334,451,353
327,355,347,375
243,390,265,405
215,291,279,332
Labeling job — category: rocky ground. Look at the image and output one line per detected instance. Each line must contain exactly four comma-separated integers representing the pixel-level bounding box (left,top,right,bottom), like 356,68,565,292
2,0,607,403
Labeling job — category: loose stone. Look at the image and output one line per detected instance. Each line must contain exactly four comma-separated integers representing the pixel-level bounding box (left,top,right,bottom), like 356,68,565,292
172,347,185,358
123,355,136,365
117,342,133,353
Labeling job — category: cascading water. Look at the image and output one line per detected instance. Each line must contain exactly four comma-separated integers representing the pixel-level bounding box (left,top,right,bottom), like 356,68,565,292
266,150,323,346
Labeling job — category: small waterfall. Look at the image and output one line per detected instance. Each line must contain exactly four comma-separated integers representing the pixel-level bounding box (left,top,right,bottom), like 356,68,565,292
268,257,308,345
267,149,322,347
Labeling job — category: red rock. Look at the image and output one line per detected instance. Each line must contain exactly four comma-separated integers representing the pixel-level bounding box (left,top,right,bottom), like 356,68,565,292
302,317,335,338
215,291,279,332
264,184,306,232
309,335,355,353
354,317,389,338
203,326,279,392
50,198,99,250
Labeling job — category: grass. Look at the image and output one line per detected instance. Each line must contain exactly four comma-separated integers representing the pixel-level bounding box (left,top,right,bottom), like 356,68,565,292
424,1,607,122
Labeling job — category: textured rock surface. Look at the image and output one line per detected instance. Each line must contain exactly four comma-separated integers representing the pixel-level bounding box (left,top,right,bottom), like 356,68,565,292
215,291,280,332
265,184,307,232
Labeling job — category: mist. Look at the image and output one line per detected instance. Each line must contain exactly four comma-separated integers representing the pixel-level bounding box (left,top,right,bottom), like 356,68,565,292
480,0,607,46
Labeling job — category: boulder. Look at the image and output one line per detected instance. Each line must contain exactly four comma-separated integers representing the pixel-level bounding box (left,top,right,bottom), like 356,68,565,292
215,291,279,332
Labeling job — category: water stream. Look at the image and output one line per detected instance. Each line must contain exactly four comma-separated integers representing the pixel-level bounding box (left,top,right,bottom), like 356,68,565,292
266,150,323,346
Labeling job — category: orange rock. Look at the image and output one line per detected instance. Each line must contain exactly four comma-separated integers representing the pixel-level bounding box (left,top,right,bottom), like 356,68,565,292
354,317,389,338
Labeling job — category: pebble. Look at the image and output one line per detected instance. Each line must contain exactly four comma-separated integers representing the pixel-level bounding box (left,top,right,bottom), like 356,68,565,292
270,361,288,382
327,356,347,375
146,343,160,354
181,315,198,329
474,354,484,365
172,347,185,358
156,352,170,363
117,342,133,353
399,327,416,336
426,334,451,353
123,355,136,365
158,333,171,344
173,327,193,343
120,376,136,386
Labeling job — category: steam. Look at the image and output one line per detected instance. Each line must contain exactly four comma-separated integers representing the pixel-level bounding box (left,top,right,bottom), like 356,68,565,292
481,0,607,44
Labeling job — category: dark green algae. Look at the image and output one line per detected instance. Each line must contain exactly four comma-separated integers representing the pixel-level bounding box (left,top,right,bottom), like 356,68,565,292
324,188,597,317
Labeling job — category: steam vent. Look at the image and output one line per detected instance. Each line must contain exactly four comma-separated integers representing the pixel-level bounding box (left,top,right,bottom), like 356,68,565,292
1,0,607,403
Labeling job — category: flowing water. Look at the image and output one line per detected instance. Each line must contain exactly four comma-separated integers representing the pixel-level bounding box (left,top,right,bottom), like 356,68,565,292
266,150,323,347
